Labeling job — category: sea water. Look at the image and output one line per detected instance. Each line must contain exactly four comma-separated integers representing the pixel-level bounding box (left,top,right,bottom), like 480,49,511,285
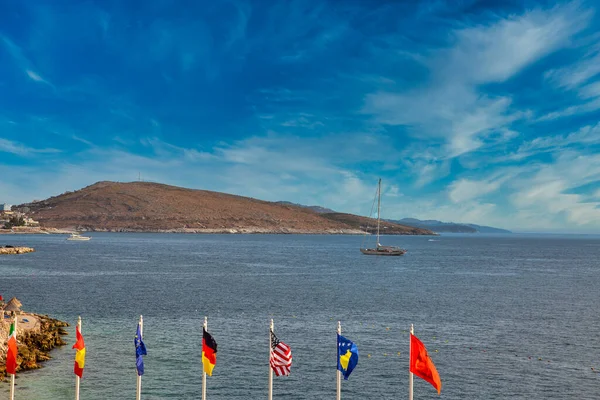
0,233,599,399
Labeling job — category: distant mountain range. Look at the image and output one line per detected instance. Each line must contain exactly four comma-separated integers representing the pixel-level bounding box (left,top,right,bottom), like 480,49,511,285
276,201,511,234
390,218,511,234
274,201,336,214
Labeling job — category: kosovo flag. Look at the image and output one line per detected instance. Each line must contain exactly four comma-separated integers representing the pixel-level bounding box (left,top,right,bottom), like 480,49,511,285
135,323,147,376
337,334,359,380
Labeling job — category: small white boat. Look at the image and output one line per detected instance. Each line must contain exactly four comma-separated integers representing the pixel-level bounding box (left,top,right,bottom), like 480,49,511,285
67,233,91,241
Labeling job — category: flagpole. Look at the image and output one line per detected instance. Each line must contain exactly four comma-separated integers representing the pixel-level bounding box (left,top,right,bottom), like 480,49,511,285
202,316,207,400
75,316,81,400
9,314,17,400
408,324,414,400
136,315,143,400
336,321,341,400
268,319,274,400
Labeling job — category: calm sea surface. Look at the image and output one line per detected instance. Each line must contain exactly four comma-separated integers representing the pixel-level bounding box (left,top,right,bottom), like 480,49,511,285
0,233,599,399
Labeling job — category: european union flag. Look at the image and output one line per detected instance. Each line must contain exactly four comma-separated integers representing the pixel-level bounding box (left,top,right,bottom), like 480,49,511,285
337,334,358,380
135,323,147,376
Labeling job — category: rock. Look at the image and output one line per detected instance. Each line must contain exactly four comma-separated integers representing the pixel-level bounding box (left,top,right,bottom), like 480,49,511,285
0,314,69,378
0,246,35,255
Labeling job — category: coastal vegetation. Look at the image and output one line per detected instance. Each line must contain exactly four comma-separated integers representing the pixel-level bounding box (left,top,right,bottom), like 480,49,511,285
2,216,25,229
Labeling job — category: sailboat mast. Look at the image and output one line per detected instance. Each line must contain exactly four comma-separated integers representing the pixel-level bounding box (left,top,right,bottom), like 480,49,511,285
376,178,381,246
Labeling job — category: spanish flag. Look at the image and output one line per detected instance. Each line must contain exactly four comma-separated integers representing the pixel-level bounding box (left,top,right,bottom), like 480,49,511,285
410,333,441,394
72,324,86,378
202,327,217,376
5,320,17,375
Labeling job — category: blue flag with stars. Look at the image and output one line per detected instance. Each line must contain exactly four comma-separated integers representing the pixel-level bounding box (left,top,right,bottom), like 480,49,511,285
135,323,147,376
337,334,358,380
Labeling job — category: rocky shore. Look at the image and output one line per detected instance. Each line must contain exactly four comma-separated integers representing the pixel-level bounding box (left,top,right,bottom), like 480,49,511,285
71,227,368,234
0,314,69,380
0,227,72,235
0,246,35,255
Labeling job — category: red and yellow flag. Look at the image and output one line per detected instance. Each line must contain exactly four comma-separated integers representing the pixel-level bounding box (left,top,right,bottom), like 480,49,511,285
72,325,86,378
202,327,217,376
5,320,17,375
410,333,441,394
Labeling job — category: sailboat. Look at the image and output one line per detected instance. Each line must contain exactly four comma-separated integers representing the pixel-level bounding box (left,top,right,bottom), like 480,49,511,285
360,179,406,256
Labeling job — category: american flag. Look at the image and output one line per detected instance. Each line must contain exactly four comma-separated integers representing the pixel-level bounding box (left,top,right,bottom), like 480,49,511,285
270,331,292,376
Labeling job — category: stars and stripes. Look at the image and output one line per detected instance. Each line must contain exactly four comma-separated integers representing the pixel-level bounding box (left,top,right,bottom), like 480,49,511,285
270,331,292,376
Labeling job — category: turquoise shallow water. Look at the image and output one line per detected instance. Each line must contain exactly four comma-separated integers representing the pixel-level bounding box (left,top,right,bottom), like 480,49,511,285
0,233,599,399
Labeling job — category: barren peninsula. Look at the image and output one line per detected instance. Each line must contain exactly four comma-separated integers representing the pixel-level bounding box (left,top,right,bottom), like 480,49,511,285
16,181,435,235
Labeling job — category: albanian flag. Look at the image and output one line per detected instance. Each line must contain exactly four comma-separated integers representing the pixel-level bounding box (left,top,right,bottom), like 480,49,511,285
410,333,441,394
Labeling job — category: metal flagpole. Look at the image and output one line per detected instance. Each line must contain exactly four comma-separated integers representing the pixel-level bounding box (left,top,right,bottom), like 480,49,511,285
408,324,414,400
268,319,274,400
136,315,143,400
376,178,381,246
9,314,17,400
337,321,341,400
75,316,81,400
202,316,207,400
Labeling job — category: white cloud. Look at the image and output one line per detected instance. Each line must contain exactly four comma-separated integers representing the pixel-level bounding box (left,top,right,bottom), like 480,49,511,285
579,80,600,99
25,69,48,84
511,152,600,226
364,2,590,157
0,35,55,88
441,3,589,84
0,138,60,156
448,179,502,203
545,50,600,90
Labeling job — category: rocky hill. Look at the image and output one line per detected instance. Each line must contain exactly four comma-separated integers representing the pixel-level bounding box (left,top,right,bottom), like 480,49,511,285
18,181,435,235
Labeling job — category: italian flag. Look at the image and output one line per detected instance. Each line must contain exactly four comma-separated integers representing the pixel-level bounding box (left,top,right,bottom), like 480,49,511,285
6,321,17,375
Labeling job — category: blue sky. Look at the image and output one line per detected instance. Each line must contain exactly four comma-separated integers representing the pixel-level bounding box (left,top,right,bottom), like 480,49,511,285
1,0,600,232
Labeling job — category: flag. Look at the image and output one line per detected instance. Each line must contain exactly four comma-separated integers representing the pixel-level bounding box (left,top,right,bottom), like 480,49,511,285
337,334,358,380
270,331,292,376
72,324,86,378
410,334,441,394
5,320,17,375
202,327,217,376
134,323,147,376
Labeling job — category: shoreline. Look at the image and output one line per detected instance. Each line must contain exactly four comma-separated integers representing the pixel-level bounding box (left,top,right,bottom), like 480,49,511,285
0,227,437,235
0,313,69,380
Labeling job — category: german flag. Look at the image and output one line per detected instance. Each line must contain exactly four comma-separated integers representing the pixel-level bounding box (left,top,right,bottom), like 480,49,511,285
202,327,217,376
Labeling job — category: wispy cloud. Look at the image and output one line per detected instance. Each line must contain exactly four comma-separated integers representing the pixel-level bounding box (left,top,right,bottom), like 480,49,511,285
363,2,591,157
545,48,600,90
0,139,60,156
448,178,503,204
0,34,54,88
